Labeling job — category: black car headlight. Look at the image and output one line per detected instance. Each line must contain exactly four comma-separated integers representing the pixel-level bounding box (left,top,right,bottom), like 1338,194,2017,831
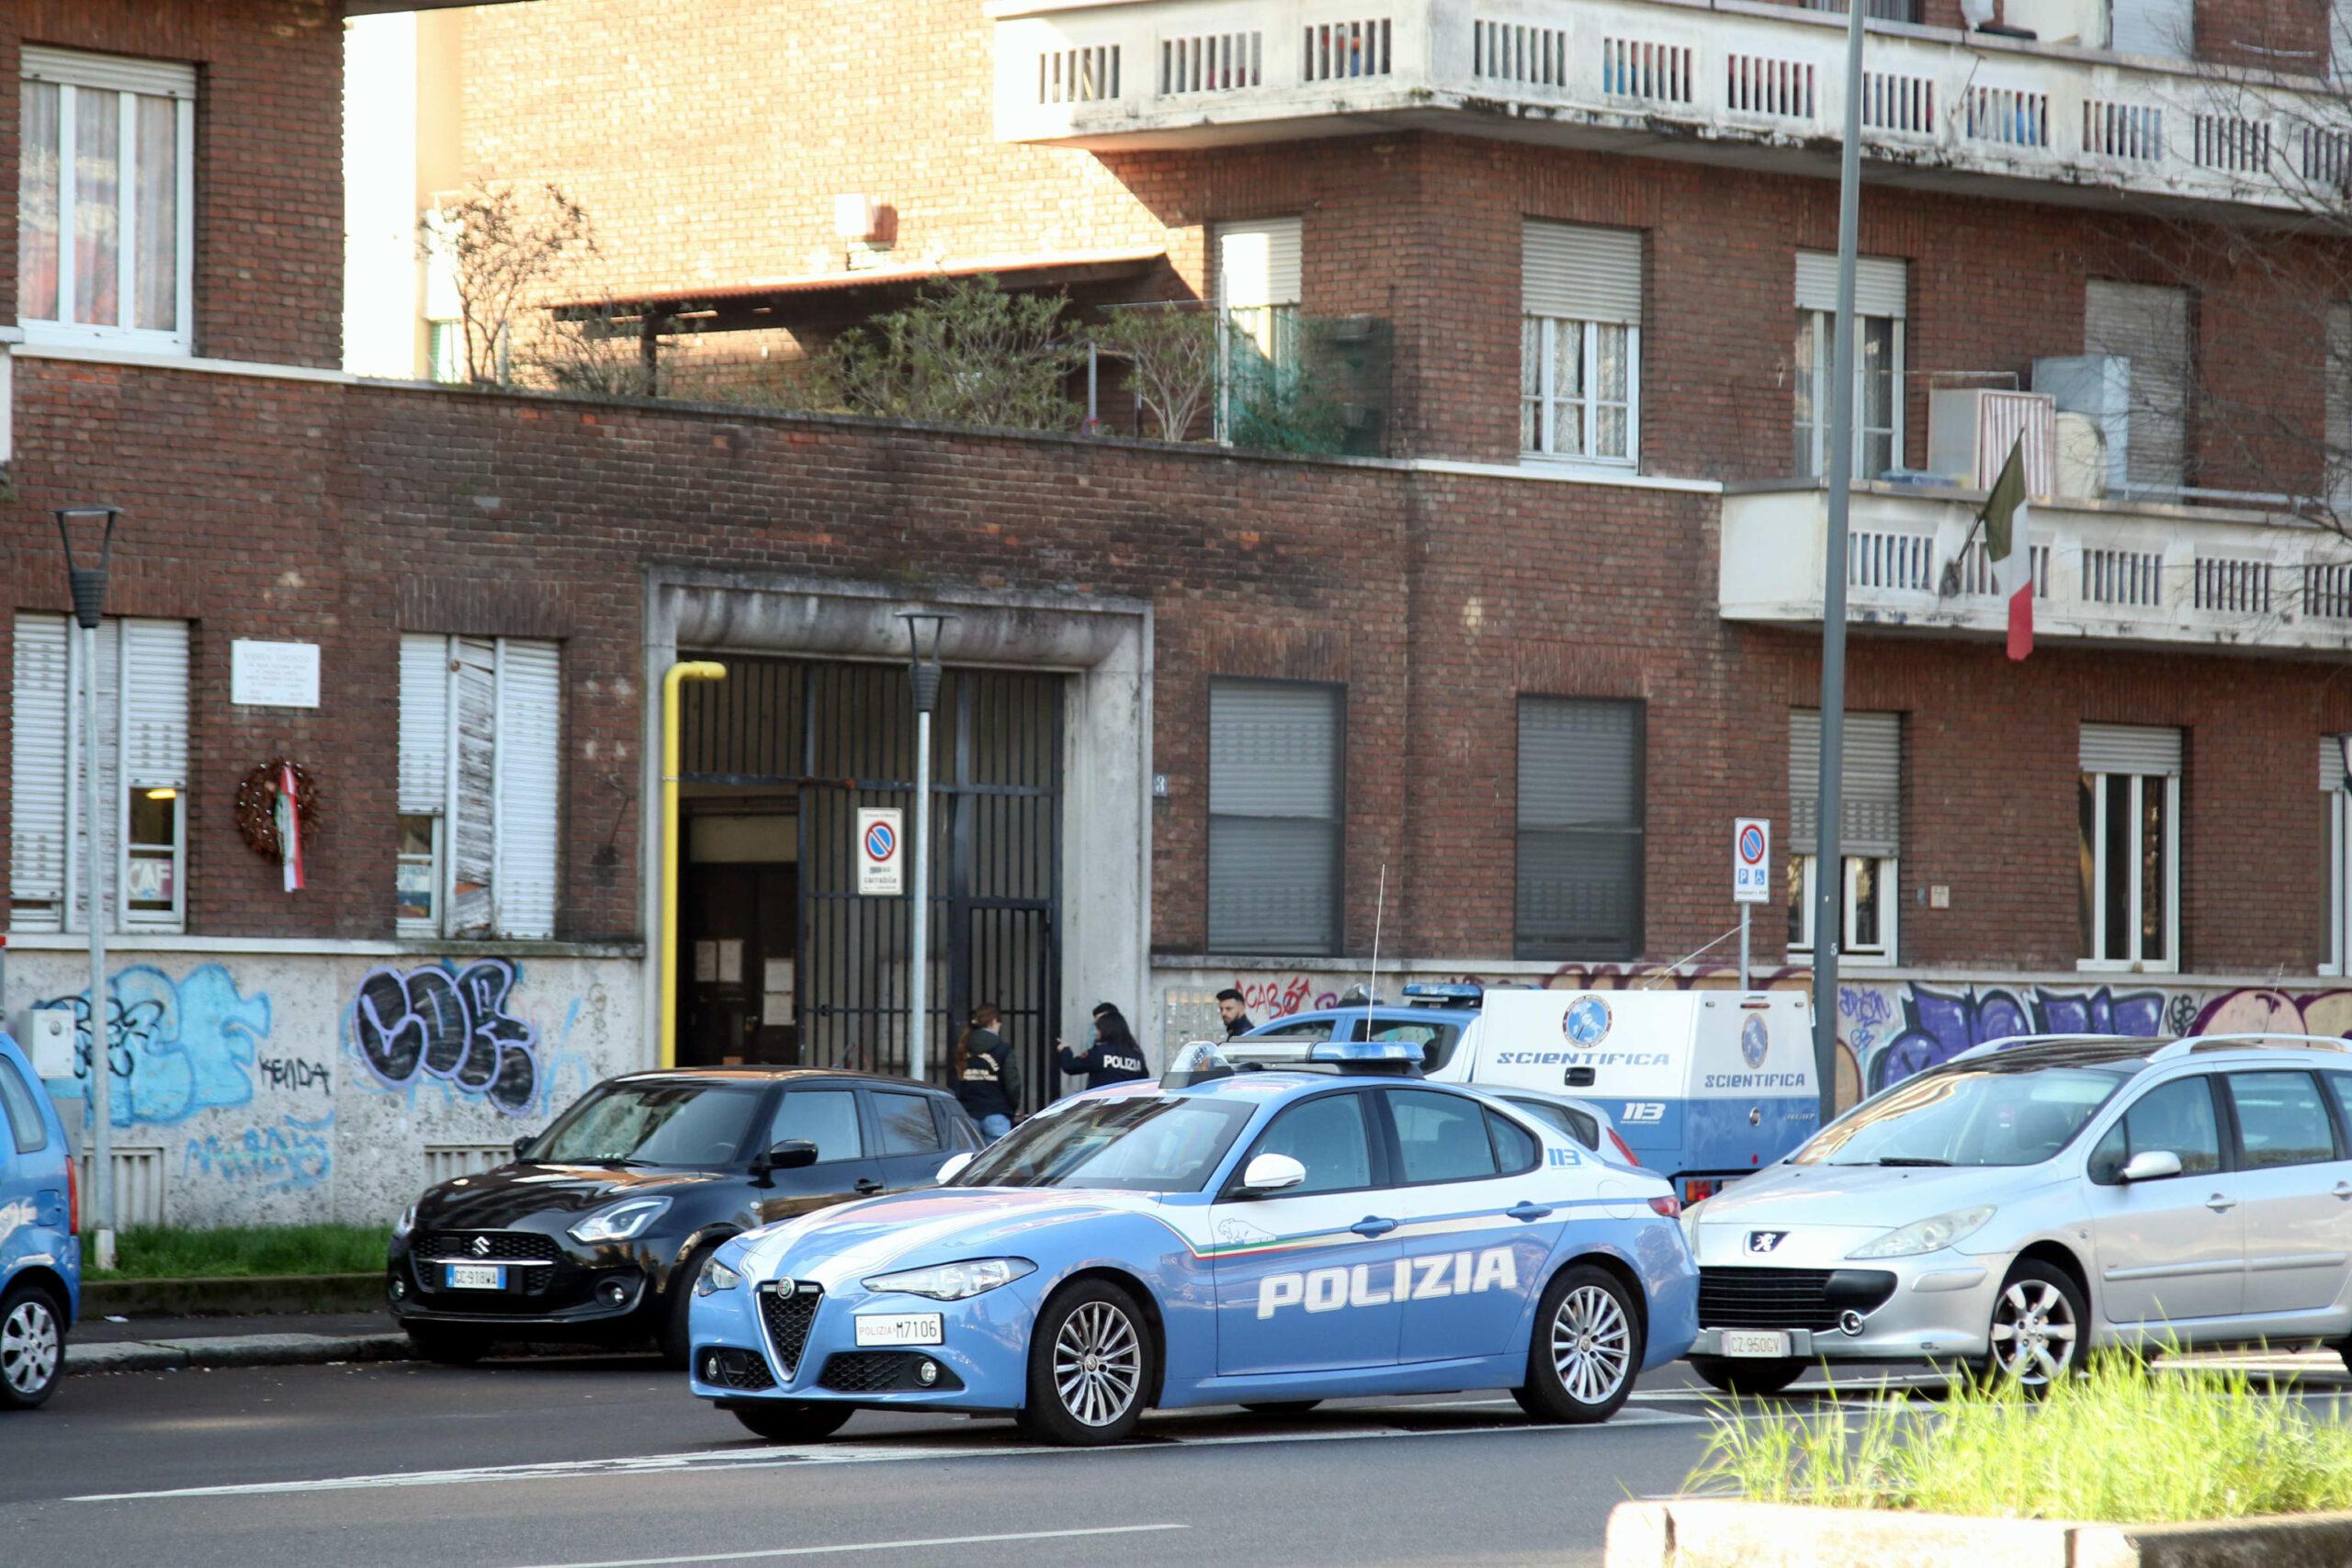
568,1196,673,1245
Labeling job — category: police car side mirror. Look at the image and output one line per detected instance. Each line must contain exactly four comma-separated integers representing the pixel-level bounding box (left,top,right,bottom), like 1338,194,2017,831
1238,1153,1306,1195
936,1152,975,1184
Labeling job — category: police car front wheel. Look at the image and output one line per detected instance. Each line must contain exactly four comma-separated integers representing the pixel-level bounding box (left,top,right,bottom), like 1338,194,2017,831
1513,1265,1640,1425
1018,1279,1156,1446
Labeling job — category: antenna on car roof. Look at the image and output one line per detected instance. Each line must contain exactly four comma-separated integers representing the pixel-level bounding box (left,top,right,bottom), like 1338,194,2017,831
1364,865,1387,1046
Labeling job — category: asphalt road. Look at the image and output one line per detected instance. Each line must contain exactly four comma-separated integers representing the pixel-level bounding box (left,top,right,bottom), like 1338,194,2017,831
4,1351,2346,1568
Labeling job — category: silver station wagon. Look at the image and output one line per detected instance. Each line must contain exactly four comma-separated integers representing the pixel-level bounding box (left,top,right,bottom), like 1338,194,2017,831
1680,1033,2352,1393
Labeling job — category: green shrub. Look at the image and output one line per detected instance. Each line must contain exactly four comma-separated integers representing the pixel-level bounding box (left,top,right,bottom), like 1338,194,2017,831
89,1224,389,1280
1689,1355,2352,1523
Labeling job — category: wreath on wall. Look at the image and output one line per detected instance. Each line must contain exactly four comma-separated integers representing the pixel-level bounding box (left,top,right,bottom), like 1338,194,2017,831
233,756,323,864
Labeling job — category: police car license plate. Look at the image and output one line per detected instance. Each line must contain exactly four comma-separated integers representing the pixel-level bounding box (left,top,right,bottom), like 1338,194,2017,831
854,1313,944,1348
1722,1330,1791,1359
444,1264,505,1291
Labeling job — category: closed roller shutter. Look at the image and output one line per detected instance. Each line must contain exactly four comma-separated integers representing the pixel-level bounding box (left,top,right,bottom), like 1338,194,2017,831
2085,280,2189,491
448,637,498,937
1523,221,1642,324
494,639,562,942
2321,735,2349,793
1790,710,1902,858
1517,697,1645,958
1794,252,1908,318
398,634,449,817
2080,723,2182,776
10,615,71,930
1215,218,1301,310
1208,680,1340,953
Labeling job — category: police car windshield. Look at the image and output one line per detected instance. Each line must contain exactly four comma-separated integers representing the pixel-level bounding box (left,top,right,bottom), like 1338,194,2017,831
953,1096,1257,1192
1792,1066,2123,1168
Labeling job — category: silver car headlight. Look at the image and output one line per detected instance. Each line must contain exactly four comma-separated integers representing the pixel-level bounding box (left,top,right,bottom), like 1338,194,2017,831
1847,1205,1996,1260
694,1256,743,1297
863,1258,1035,1301
568,1196,673,1245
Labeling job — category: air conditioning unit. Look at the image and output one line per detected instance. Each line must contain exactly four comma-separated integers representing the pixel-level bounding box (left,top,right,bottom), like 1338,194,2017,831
2033,355,2132,497
1928,389,2055,494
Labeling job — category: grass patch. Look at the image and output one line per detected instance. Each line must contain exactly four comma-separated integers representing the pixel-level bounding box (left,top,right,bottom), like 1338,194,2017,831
87,1224,389,1281
1689,1355,2352,1523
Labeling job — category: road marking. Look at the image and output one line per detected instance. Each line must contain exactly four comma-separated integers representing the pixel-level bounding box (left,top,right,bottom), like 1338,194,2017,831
67,1406,1702,1504
505,1523,1188,1568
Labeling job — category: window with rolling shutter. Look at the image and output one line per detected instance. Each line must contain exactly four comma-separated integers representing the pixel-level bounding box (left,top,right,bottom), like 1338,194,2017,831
2085,281,2190,493
1521,221,1641,465
8,614,188,934
1214,218,1303,446
1207,679,1342,954
397,633,562,939
1516,697,1645,960
2077,723,2180,970
2330,305,2352,513
1788,710,1901,960
1794,253,1906,479
2323,735,2350,975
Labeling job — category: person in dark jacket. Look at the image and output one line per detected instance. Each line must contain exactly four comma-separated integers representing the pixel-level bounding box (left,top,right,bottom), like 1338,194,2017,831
954,1004,1022,1142
1057,1002,1150,1090
1216,988,1255,1038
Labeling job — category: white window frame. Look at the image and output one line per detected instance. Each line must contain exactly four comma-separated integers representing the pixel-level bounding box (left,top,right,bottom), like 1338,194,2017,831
396,633,561,941
1521,315,1639,467
396,811,445,939
17,48,197,354
1212,218,1302,446
1795,309,1905,479
2079,772,2181,973
2322,736,2350,976
1786,853,1898,964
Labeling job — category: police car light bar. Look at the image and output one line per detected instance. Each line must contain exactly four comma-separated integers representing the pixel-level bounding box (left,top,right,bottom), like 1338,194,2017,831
1305,1040,1424,1075
1401,982,1482,1008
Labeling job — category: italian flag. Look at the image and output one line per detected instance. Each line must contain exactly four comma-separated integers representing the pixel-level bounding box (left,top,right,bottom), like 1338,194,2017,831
1980,439,2033,661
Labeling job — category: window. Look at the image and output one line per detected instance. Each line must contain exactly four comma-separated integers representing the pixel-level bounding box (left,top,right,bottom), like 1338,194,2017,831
1389,1089,1498,1183
2085,280,2190,494
1368,1020,1466,1075
1517,697,1645,960
1245,1092,1373,1194
1521,222,1641,466
2109,0,2192,62
872,1089,944,1156
1793,252,1905,479
9,614,189,934
17,48,195,351
2328,1072,2352,1132
766,1089,864,1163
2322,737,2350,975
397,633,563,939
1788,710,1902,962
2079,724,2181,970
422,205,468,384
2086,1075,2222,1183
1207,680,1343,954
2225,1072,2339,1169
1485,1108,1541,1174
1213,218,1301,444
0,1059,50,1154
1508,1095,1600,1152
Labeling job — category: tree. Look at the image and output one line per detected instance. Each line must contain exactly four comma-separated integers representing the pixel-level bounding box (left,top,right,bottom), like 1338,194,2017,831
827,276,1082,430
421,181,599,389
1091,304,1219,441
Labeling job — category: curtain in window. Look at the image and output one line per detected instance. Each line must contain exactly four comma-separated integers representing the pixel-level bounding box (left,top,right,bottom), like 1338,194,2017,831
17,82,59,321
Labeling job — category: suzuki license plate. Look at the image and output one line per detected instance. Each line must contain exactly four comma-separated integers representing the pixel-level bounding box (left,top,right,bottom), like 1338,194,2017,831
854,1313,944,1348
444,1264,506,1291
1722,1330,1792,1359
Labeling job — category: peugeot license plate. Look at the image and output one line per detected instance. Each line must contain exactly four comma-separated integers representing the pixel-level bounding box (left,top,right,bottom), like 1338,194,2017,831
444,1264,506,1291
1722,1330,1792,1359
854,1313,944,1348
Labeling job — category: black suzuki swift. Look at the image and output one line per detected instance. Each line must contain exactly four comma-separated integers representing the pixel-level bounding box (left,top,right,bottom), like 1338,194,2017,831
387,1067,983,1365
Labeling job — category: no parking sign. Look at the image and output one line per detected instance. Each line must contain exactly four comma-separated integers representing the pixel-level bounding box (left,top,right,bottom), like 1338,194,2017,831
1732,818,1770,905
857,807,904,896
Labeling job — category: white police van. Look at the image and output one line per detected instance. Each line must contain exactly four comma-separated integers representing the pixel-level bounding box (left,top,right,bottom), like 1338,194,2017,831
1237,985,1818,1205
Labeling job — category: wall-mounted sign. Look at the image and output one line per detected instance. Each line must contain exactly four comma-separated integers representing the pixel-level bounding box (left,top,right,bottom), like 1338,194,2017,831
857,807,904,896
231,640,321,708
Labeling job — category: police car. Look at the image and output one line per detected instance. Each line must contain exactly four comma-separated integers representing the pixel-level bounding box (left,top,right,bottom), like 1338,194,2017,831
1239,985,1818,1205
685,1041,1696,1445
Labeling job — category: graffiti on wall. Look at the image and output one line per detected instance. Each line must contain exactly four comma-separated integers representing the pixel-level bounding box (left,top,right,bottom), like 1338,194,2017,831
1233,975,1342,1021
348,960,540,1116
41,964,269,1126
182,1111,334,1191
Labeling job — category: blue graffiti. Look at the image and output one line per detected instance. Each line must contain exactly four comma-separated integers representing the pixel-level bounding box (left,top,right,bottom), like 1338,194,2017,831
1868,984,2168,1093
182,1111,333,1191
43,964,269,1126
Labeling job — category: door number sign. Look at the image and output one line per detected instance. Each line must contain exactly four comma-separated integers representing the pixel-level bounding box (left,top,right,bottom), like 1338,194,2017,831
858,807,904,897
1732,818,1770,905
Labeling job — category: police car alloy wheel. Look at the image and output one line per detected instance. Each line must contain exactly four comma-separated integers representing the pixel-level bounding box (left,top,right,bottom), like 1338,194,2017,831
1019,1280,1155,1446
0,1284,63,1409
1981,1260,2083,1391
731,1400,854,1443
1513,1265,1640,1424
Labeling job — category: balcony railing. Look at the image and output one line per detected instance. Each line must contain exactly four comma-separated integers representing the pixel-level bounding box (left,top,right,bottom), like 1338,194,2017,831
989,0,2347,215
1718,482,2352,654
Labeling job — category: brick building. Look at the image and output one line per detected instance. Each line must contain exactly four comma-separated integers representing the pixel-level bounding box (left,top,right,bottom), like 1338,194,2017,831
7,0,2352,1226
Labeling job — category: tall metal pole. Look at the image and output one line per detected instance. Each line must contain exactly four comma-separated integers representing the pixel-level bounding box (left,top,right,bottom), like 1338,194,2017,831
82,619,113,1272
1812,0,1869,1126
909,706,933,1083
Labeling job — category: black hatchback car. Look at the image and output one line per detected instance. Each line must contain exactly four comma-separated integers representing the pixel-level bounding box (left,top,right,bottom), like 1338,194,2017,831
387,1067,983,1364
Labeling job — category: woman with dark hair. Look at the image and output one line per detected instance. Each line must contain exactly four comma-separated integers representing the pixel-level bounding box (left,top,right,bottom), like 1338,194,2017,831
954,1004,1021,1142
1057,1001,1150,1090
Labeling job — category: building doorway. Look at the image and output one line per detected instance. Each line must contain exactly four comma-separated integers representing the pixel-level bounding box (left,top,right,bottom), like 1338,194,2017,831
678,814,798,1066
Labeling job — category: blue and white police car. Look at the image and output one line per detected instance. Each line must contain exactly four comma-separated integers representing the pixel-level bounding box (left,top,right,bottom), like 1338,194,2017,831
685,1041,1696,1445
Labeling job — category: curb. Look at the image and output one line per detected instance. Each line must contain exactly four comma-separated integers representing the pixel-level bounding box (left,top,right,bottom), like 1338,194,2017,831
82,1272,387,1318
67,1331,412,1374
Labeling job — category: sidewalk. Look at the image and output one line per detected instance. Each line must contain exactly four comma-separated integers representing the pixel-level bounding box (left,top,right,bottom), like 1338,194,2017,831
69,1308,408,1374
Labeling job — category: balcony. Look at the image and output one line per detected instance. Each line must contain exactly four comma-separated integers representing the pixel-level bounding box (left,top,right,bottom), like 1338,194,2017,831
989,0,2346,217
1718,482,2352,655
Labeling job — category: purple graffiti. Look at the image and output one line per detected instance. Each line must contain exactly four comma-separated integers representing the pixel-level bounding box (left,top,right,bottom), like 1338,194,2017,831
1870,984,2168,1093
349,960,538,1116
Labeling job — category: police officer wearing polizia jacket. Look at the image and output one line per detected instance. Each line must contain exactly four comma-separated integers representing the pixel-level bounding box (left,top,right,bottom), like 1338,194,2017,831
1057,1002,1150,1090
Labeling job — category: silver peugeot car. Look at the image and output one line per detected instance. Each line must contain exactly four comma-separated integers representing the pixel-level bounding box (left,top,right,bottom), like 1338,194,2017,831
1681,1033,2352,1393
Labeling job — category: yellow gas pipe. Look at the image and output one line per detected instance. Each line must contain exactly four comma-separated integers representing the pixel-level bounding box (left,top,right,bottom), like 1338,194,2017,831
660,660,727,1068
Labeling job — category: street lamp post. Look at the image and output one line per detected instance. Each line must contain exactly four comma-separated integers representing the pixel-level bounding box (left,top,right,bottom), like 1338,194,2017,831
898,611,956,1085
56,505,120,1273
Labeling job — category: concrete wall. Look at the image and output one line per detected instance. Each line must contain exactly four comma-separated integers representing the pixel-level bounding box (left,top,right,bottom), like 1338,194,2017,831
3,942,642,1228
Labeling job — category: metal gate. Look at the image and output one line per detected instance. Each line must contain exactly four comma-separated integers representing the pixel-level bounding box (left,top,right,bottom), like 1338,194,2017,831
677,656,1064,1103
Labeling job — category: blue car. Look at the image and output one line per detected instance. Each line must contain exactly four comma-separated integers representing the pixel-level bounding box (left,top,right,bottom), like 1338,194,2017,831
0,1030,78,1409
687,1042,1696,1445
